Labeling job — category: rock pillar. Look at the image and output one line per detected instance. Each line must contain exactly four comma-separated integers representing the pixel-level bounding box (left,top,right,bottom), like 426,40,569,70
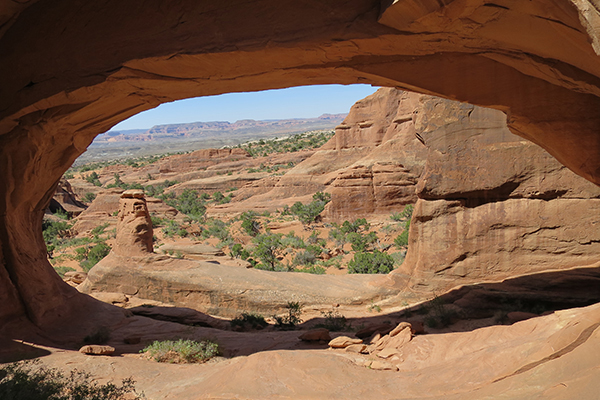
114,190,153,255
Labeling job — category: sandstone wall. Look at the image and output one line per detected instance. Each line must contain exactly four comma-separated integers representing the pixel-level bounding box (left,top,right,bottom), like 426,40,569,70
397,98,600,292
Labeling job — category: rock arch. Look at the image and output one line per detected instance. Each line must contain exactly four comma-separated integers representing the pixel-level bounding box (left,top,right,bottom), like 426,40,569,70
2,0,600,328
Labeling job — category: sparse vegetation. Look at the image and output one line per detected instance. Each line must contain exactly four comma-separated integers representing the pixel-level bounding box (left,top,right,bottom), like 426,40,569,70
142,339,219,364
75,242,111,272
252,233,285,271
82,192,96,203
230,312,268,330
240,211,261,236
234,130,334,157
0,361,143,400
273,301,303,330
290,192,331,225
315,309,350,331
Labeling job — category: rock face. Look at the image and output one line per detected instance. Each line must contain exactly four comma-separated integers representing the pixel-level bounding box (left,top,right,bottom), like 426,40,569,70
114,190,153,255
394,98,600,292
49,179,87,217
323,89,427,220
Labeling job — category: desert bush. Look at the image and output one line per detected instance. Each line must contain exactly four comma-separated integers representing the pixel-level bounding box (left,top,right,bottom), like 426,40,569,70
204,219,230,241
76,242,111,272
240,211,261,236
252,233,283,270
281,232,305,249
142,339,219,364
163,220,188,238
347,231,378,252
163,189,206,221
315,310,350,331
90,223,110,238
394,230,409,248
348,250,394,274
230,243,251,260
42,218,73,255
274,301,303,330
0,361,143,400
53,266,75,278
295,265,326,274
82,192,96,203
85,172,102,187
230,312,268,330
290,192,331,225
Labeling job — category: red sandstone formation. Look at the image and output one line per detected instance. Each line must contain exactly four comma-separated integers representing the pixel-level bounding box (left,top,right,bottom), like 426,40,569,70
2,2,600,397
114,190,154,255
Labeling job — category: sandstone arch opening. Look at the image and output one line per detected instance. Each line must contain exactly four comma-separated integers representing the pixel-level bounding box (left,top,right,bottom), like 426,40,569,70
3,1,600,396
2,0,600,329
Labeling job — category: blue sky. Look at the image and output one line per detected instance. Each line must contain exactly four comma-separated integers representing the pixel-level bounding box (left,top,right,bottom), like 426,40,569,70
111,84,379,130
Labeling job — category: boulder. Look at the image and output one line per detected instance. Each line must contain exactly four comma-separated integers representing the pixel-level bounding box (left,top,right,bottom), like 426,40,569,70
328,336,363,349
79,345,115,356
299,328,331,342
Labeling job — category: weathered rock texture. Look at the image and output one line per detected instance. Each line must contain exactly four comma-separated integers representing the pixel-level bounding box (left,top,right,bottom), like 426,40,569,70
79,254,397,317
114,190,153,255
48,179,87,217
395,97,600,292
2,0,600,335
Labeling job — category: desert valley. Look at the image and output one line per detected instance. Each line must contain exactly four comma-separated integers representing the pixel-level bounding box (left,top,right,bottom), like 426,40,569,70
3,1,600,399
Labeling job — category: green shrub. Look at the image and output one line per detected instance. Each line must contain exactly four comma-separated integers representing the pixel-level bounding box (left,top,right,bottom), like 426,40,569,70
90,223,109,238
85,172,102,187
347,231,378,252
82,192,96,203
274,301,303,330
204,219,230,241
295,265,326,274
142,339,219,364
163,220,188,238
315,310,350,331
53,266,75,278
230,312,268,330
42,219,73,255
394,230,409,248
252,233,283,270
281,232,305,249
163,189,206,221
240,211,261,236
348,250,394,274
230,243,251,260
293,249,318,266
289,192,331,225
77,242,111,272
150,215,164,227
0,361,143,400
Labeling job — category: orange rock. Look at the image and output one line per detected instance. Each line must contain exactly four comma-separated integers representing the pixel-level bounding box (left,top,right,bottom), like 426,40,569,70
299,328,331,342
114,191,153,256
328,336,363,349
79,345,115,355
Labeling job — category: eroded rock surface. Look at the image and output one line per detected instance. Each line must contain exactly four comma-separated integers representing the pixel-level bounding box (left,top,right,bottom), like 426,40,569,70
114,190,153,255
